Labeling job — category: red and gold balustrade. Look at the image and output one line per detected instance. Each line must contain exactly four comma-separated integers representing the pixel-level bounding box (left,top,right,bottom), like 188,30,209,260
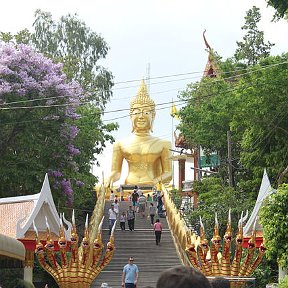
163,187,266,288
33,186,116,288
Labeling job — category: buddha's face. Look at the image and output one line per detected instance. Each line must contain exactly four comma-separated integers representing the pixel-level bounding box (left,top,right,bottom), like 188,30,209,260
130,103,154,133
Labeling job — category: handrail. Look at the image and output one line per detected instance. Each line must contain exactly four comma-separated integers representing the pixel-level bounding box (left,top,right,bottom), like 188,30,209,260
162,186,196,266
88,184,106,244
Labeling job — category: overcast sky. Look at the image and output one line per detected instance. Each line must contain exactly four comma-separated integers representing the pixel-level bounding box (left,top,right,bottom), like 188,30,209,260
1,0,287,184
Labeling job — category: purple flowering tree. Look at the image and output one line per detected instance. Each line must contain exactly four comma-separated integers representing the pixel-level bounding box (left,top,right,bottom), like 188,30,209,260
0,12,118,208
0,43,85,205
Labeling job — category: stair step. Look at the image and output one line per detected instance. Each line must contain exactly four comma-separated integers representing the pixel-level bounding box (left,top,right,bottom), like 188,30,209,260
91,200,181,287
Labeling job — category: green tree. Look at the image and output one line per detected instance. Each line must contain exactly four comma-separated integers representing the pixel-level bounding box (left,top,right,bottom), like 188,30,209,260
179,52,288,194
31,10,113,107
178,62,246,187
279,275,288,288
187,177,254,239
234,6,274,65
1,10,113,106
260,184,288,276
0,12,118,207
0,44,84,204
231,54,288,186
266,0,288,20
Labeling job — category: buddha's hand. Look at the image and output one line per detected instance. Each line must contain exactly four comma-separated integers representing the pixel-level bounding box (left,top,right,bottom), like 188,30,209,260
104,177,113,188
104,172,121,188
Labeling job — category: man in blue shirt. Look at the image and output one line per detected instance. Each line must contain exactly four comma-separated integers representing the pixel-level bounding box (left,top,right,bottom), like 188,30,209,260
122,257,139,288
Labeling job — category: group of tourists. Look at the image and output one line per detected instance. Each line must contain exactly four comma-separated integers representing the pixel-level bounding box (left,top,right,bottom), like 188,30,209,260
130,185,165,219
108,185,165,244
108,192,136,233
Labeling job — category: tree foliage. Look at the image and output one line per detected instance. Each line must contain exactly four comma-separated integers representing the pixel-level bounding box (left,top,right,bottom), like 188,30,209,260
31,10,113,108
260,184,288,269
0,12,118,207
0,44,84,203
1,10,113,107
187,177,254,240
231,55,288,186
279,275,288,288
234,6,274,65
179,50,288,194
266,0,288,20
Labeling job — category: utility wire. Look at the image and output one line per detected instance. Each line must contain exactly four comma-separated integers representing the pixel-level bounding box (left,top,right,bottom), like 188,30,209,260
0,75,287,125
0,60,287,108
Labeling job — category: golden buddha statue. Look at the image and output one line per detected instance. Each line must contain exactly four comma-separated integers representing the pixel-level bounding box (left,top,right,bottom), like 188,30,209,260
105,80,172,187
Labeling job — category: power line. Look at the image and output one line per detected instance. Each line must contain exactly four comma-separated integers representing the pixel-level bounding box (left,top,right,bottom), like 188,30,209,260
0,60,287,108
0,75,286,126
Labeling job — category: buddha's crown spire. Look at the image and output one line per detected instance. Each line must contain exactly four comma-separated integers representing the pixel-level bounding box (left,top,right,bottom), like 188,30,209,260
130,79,155,114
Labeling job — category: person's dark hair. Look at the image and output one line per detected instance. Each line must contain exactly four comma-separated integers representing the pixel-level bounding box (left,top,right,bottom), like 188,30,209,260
156,219,160,223
156,265,211,288
210,277,230,288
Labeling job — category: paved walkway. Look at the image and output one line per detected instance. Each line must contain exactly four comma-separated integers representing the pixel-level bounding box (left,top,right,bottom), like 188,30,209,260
91,200,181,288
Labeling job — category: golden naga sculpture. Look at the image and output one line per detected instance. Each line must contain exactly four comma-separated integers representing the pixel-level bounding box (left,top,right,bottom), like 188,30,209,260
185,212,266,287
105,79,172,187
33,211,116,288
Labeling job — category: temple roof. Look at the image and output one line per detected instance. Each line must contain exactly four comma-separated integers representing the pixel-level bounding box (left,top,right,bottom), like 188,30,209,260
243,169,276,237
0,174,71,241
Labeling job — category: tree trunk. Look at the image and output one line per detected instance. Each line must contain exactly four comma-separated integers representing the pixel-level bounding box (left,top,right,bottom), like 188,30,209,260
279,265,288,282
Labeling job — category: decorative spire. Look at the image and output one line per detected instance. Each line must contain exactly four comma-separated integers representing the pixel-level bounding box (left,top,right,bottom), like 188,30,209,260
82,214,90,250
199,216,206,241
203,30,219,78
70,209,79,248
212,212,221,241
33,220,39,241
225,209,232,238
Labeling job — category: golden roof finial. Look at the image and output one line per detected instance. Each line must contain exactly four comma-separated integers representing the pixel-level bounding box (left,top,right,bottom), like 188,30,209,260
203,30,219,78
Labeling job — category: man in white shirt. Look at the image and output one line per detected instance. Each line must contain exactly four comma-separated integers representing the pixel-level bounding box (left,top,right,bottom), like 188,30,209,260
108,204,117,235
138,193,147,218
110,190,115,202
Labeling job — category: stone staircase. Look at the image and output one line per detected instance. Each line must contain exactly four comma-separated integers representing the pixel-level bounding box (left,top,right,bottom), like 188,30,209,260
92,200,181,288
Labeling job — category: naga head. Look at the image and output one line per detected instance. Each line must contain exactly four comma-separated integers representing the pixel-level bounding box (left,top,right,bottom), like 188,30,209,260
259,242,267,254
199,216,209,251
93,235,103,251
224,209,232,244
248,217,258,251
57,213,67,249
212,213,221,251
45,237,54,252
70,226,79,249
187,242,197,255
35,241,45,255
236,211,246,246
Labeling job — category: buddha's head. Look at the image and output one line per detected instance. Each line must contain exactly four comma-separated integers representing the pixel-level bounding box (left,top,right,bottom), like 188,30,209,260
130,80,156,133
